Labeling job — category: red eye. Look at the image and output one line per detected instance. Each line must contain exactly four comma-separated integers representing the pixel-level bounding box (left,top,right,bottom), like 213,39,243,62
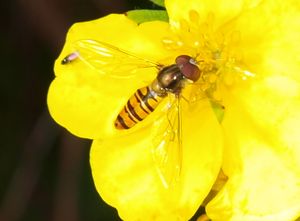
175,55,201,82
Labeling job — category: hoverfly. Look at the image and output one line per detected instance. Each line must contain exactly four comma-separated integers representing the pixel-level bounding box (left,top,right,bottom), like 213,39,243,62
61,39,201,188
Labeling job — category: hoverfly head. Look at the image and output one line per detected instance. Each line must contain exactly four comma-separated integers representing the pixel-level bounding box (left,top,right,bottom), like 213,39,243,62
175,55,201,82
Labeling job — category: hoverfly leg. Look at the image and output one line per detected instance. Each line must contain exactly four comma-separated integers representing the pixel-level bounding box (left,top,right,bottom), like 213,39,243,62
180,94,190,103
165,96,177,141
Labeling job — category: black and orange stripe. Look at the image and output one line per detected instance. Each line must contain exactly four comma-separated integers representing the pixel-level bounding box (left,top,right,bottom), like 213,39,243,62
114,86,163,130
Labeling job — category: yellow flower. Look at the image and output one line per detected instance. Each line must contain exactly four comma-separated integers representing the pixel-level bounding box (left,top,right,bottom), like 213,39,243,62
47,0,300,220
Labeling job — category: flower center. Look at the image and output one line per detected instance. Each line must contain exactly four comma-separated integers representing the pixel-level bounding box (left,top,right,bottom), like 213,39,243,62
162,10,255,106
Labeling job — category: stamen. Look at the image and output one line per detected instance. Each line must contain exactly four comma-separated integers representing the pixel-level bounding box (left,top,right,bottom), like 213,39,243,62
188,10,200,24
179,19,189,32
162,10,252,104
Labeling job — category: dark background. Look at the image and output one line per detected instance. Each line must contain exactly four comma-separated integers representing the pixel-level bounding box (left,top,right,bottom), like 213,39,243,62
1,0,161,221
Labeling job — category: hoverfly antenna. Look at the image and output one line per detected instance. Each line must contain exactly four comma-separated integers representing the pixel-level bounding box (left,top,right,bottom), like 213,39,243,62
189,57,201,66
193,53,205,65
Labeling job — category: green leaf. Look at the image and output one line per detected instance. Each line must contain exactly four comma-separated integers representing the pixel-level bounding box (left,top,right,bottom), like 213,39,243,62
149,0,165,7
210,101,225,123
126,9,168,24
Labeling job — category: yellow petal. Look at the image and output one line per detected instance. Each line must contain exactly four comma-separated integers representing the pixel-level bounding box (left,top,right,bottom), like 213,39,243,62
222,0,300,81
48,14,173,139
220,0,300,175
206,92,300,220
205,1,300,219
90,97,223,221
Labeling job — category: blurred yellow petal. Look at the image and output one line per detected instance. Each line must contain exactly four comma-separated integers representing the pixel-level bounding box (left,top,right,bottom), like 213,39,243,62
220,0,300,177
205,0,300,219
91,97,223,221
48,14,173,139
221,0,300,80
206,89,300,220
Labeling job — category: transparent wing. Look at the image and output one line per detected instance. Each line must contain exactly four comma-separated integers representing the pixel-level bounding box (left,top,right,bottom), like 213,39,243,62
71,39,160,78
151,94,183,189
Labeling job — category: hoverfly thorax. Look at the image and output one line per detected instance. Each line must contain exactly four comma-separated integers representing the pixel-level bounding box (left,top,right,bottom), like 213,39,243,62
153,64,183,96
152,55,201,96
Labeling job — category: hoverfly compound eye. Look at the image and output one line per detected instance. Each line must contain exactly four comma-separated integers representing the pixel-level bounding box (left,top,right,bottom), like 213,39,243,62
175,55,201,82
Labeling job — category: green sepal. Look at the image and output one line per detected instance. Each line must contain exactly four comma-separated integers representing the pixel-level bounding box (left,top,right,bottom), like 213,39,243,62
126,9,168,24
210,101,225,123
149,0,165,7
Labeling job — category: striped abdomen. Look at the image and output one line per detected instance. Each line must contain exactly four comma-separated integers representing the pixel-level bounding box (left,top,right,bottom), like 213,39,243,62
114,86,164,130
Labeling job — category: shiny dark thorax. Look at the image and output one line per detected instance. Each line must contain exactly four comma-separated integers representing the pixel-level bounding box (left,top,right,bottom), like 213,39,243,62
115,55,201,130
151,64,184,97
